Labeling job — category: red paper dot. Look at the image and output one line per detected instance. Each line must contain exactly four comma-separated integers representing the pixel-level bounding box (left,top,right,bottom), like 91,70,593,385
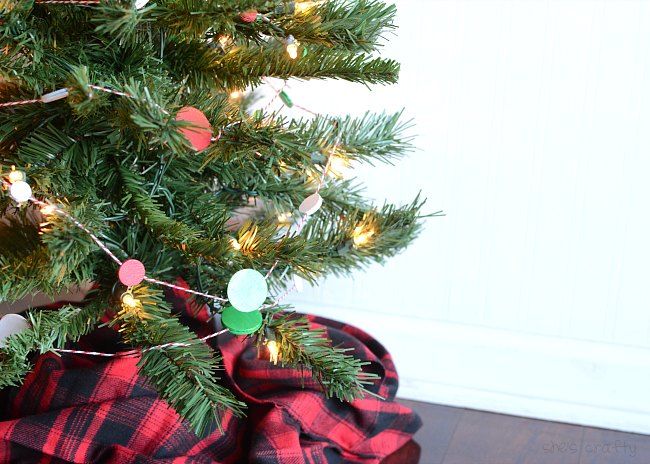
239,10,258,23
118,259,146,287
175,106,213,151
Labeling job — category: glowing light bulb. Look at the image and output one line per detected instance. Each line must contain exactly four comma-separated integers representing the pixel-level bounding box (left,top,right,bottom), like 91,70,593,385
119,291,150,320
266,339,280,364
295,1,320,14
286,35,299,59
352,224,375,248
229,90,243,100
40,204,57,216
230,237,242,251
305,170,320,186
277,212,292,224
286,43,299,59
121,292,139,309
328,154,350,178
8,169,24,183
218,35,231,48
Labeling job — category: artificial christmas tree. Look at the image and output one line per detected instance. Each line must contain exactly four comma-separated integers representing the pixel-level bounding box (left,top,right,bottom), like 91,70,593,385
0,0,427,452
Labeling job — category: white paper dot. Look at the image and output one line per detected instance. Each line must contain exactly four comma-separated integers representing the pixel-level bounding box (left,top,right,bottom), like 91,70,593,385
9,181,32,203
0,314,30,348
135,0,149,9
227,269,268,312
299,193,323,216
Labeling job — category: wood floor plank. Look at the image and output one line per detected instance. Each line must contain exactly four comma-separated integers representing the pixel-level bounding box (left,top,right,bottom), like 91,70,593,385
579,428,650,464
442,409,585,464
395,400,650,464
399,399,462,464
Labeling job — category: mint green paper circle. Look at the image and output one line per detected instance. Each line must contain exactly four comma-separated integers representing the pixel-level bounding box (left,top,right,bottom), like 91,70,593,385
221,306,263,335
227,268,268,312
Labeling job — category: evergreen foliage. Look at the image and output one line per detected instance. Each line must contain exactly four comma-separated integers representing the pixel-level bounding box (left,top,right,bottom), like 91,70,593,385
0,0,432,435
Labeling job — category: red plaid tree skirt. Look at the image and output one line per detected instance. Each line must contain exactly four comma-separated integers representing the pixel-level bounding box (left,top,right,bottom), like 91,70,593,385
0,284,421,463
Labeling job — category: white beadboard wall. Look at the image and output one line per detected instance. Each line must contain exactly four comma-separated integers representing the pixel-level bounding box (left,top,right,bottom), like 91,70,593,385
281,1,650,433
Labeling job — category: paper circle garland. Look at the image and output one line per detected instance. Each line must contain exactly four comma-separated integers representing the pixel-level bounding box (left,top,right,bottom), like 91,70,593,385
0,314,30,348
227,269,268,312
299,193,323,216
118,259,146,287
279,90,294,108
239,10,258,23
9,181,32,203
175,106,213,151
221,305,263,335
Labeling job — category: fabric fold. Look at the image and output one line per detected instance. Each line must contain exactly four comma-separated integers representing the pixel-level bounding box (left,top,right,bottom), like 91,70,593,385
0,282,420,463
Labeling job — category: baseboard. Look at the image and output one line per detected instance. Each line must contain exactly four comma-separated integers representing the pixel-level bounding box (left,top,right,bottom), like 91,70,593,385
290,298,650,435
397,378,650,435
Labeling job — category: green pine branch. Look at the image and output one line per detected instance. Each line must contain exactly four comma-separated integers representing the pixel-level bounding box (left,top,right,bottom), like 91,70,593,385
301,194,435,277
256,310,380,401
0,201,104,301
164,40,399,90
0,0,429,434
96,0,394,54
264,0,397,52
0,292,108,389
203,111,411,165
111,284,246,435
145,0,267,37
118,165,236,265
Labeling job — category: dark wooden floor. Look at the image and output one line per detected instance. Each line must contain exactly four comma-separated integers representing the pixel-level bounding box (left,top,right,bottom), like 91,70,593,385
399,399,650,464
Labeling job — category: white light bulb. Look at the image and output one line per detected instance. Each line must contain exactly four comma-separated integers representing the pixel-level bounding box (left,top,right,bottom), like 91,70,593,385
328,154,350,178
218,35,231,48
7,170,24,183
277,212,292,223
9,181,32,203
230,237,242,251
286,36,299,60
121,293,139,309
295,1,320,14
40,204,57,216
287,43,299,59
352,225,375,247
266,340,280,364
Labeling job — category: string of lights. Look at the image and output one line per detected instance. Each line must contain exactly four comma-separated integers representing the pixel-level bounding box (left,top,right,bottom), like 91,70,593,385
30,0,304,60
0,80,342,358
34,1,100,4
0,2,377,359
0,0,406,434
53,328,229,358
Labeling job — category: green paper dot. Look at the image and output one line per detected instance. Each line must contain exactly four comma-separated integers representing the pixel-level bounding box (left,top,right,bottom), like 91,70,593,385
279,90,294,108
221,305,263,335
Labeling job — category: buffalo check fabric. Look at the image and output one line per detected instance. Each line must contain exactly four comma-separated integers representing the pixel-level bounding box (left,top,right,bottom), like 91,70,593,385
0,281,421,463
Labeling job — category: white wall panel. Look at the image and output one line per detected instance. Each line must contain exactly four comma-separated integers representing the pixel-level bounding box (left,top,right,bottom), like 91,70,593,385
280,0,650,432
